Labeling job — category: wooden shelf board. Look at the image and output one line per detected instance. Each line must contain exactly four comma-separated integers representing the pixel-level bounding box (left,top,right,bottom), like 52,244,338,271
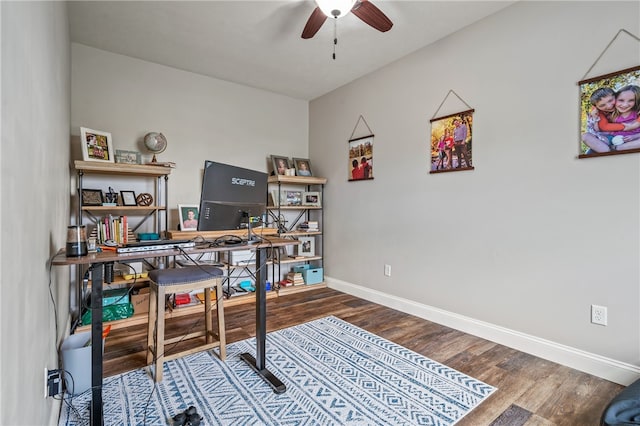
267,206,322,210
82,206,166,213
278,255,322,264
277,282,327,296
268,175,327,185
168,228,273,240
277,231,321,237
74,160,172,176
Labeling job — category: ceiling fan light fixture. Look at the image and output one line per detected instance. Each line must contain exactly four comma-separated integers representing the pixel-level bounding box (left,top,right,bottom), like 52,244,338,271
316,0,356,18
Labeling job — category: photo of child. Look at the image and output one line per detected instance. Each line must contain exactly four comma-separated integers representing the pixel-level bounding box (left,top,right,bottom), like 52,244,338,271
579,67,640,156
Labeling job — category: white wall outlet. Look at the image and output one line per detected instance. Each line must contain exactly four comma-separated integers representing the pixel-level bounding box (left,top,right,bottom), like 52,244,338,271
384,264,391,277
591,305,607,326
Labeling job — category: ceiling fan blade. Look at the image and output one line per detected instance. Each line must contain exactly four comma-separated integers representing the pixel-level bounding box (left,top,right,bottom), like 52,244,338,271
351,0,393,32
301,7,328,39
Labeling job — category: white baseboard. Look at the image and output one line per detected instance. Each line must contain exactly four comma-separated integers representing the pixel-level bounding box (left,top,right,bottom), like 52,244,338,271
326,277,640,386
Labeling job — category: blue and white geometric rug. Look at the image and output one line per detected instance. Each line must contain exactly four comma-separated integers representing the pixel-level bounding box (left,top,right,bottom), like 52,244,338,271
59,316,496,425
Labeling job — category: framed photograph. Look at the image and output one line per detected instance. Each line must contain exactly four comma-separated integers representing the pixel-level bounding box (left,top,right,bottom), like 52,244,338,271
80,127,114,163
293,158,313,176
578,66,640,158
81,189,104,206
302,191,321,207
120,191,137,206
270,155,290,176
429,109,474,173
178,204,199,231
297,237,315,257
284,190,302,206
115,149,141,165
348,135,374,181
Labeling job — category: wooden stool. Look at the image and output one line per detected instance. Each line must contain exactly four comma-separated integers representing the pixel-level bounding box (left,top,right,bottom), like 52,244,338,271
146,265,226,382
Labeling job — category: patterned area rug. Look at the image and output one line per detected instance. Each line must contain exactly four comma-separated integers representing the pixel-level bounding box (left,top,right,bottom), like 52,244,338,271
59,316,496,425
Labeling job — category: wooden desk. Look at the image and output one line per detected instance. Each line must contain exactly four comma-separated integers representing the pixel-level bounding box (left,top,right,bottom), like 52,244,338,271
52,237,295,426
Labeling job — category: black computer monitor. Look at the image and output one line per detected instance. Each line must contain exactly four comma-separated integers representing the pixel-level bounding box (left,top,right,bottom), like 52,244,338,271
197,161,268,240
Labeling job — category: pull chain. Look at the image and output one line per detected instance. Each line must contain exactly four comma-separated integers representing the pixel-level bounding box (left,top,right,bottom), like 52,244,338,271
333,18,337,60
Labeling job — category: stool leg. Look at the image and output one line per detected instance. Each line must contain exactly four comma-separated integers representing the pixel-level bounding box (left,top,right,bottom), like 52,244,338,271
204,287,212,344
146,284,157,366
154,287,166,382
215,280,226,360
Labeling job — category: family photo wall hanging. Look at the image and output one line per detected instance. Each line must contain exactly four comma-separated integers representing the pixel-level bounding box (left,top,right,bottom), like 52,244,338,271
348,115,374,181
429,90,475,173
578,29,640,159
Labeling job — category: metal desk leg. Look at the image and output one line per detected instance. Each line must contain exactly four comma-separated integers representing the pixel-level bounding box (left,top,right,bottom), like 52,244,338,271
90,263,104,426
239,247,286,394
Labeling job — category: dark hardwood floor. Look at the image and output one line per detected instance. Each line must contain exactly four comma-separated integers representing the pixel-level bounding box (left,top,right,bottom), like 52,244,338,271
103,287,622,425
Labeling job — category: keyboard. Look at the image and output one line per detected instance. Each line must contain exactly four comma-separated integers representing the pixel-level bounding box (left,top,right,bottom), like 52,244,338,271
116,240,196,253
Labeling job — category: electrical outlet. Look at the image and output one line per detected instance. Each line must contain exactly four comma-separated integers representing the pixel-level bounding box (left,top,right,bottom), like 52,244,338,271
384,264,391,277
591,305,608,326
44,368,62,398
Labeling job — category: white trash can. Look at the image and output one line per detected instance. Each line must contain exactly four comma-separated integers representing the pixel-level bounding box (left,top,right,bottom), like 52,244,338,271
61,331,103,395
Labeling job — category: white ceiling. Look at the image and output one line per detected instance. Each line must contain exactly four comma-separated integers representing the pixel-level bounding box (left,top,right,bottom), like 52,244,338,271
68,1,514,100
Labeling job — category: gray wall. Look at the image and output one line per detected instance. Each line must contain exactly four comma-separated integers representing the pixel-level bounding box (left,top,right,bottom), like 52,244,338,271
1,1,70,424
71,43,309,229
311,1,640,382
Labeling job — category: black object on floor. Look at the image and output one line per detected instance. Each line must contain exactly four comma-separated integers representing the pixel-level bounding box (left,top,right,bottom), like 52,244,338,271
172,406,203,426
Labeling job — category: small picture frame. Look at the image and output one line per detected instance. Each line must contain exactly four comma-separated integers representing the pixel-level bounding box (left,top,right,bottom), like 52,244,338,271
271,155,291,176
293,158,313,177
115,149,142,165
80,127,114,163
81,189,104,206
120,191,137,206
297,237,315,257
178,204,199,231
302,191,321,207
284,190,302,206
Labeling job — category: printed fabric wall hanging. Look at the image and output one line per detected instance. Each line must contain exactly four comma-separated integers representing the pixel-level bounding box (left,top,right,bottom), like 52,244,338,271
577,29,640,159
348,115,374,182
429,90,475,173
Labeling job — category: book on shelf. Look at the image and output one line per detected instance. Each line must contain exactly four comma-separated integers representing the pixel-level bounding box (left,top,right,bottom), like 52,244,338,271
297,221,319,232
146,161,176,168
94,214,130,245
286,272,305,285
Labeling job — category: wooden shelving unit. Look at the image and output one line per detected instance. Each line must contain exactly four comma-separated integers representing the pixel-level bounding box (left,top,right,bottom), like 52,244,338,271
268,174,327,294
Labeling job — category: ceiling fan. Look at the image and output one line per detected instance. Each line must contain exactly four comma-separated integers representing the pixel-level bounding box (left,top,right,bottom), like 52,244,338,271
301,0,393,40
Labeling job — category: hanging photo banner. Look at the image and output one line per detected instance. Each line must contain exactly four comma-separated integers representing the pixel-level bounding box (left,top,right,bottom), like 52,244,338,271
348,115,374,182
577,29,640,158
348,135,374,181
578,65,640,158
430,109,474,173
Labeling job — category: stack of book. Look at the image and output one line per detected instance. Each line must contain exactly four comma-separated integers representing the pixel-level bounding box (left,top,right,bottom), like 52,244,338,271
298,221,319,232
286,272,305,286
96,215,130,244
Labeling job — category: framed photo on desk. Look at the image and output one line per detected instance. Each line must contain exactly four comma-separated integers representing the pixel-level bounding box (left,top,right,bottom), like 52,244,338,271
178,204,199,231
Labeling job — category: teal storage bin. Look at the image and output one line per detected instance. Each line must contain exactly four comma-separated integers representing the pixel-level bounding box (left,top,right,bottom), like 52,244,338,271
293,265,312,273
103,288,130,306
302,267,323,285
